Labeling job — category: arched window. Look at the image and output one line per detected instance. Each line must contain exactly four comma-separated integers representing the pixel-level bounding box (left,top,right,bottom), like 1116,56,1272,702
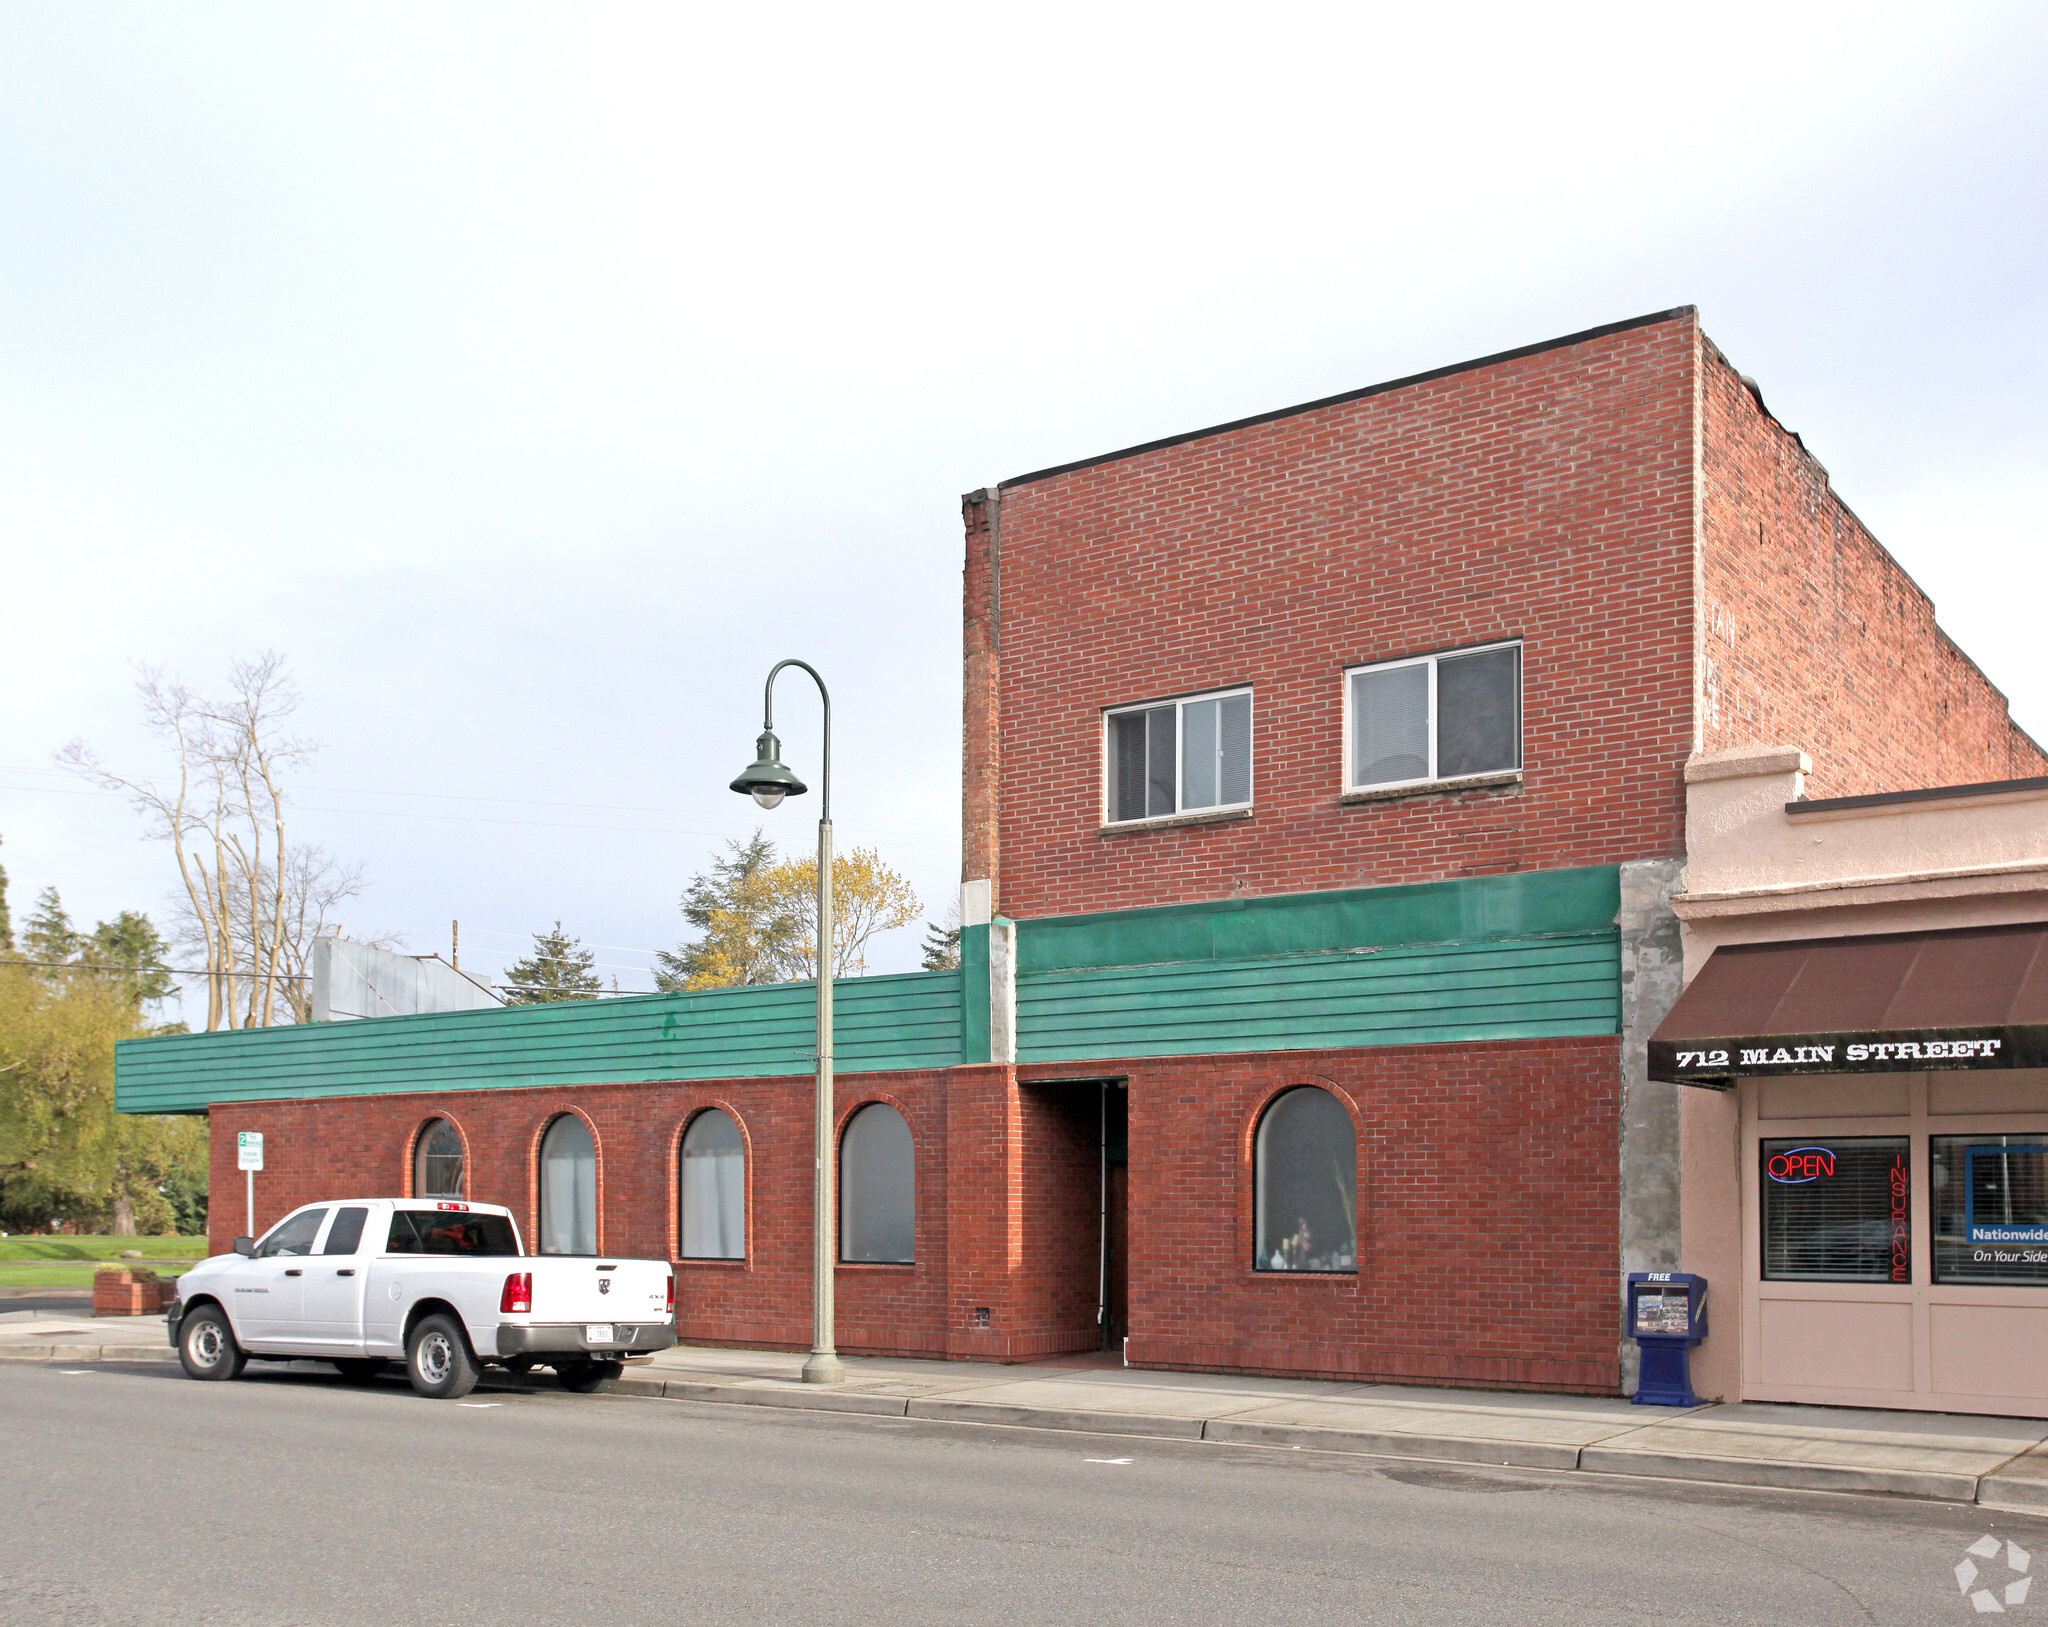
1254,1087,1357,1273
413,1118,465,1200
840,1102,914,1264
539,1113,598,1255
679,1109,746,1260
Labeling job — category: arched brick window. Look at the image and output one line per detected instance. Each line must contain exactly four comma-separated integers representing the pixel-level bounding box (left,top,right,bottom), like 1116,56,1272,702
839,1103,914,1264
680,1109,746,1260
413,1118,465,1200
1254,1087,1357,1273
539,1113,597,1255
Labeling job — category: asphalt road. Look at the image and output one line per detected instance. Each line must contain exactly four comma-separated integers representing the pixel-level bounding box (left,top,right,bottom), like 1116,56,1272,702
2,1361,2041,1625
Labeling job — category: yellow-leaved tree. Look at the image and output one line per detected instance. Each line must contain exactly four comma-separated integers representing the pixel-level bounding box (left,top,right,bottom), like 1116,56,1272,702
655,833,921,991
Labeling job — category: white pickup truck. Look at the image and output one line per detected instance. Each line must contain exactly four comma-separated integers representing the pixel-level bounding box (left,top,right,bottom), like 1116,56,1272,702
168,1198,675,1399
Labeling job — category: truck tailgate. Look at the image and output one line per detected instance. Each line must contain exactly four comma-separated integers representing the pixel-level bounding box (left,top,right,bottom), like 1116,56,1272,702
530,1259,670,1324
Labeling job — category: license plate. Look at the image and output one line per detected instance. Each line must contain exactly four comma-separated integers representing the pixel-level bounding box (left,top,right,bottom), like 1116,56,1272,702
585,1324,614,1343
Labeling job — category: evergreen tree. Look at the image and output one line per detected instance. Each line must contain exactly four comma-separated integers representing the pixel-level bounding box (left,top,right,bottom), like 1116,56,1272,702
504,922,603,1004
86,912,177,1008
0,834,13,953
653,830,793,991
24,888,81,967
13,886,173,1009
920,922,961,971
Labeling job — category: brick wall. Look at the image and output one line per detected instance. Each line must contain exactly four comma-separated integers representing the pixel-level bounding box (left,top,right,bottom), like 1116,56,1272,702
204,1063,1095,1363
1697,343,2044,795
972,312,1700,920
1095,1035,1623,1392
203,1034,1619,1386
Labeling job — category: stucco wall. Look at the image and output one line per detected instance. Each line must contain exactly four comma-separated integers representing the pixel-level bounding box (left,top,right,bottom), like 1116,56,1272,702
1675,743,2048,975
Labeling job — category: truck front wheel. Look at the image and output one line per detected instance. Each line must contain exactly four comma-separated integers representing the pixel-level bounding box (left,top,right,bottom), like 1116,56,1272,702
178,1305,246,1382
406,1314,480,1399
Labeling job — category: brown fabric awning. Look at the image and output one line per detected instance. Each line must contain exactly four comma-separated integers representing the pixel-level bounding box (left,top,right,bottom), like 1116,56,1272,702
1649,923,2048,1087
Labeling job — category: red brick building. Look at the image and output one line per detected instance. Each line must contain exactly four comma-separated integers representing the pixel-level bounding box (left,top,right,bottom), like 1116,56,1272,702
122,306,2042,1395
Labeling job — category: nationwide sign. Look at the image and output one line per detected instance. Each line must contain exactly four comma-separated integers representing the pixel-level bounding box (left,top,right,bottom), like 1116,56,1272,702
1648,1027,2047,1086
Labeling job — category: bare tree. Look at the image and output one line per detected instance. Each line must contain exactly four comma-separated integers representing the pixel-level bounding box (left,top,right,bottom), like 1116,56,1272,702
60,653,378,1030
161,843,394,1024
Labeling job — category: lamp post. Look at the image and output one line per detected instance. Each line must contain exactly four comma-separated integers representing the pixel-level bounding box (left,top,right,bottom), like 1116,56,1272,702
728,659,845,1385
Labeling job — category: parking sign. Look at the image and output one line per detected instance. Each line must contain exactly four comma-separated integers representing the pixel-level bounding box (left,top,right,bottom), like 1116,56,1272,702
237,1131,264,1172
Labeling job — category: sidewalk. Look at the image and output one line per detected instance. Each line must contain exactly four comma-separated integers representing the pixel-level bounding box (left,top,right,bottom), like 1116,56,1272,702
12,1308,2048,1515
627,1344,2048,1514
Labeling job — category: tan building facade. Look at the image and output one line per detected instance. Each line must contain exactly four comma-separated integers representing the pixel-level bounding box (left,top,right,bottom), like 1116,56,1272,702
1667,744,2048,1414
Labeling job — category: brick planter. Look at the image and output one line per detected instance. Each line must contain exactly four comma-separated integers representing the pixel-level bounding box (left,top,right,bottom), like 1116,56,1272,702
93,1268,174,1317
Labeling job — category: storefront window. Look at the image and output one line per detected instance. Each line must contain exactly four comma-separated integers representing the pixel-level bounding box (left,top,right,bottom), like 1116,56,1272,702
1254,1086,1357,1273
1934,1134,2048,1286
1761,1137,1910,1283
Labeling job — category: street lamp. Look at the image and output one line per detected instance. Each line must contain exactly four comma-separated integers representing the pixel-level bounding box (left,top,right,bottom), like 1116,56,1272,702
728,659,844,1385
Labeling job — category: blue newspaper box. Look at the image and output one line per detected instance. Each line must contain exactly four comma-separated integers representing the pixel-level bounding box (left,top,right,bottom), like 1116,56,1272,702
1627,1272,1707,1406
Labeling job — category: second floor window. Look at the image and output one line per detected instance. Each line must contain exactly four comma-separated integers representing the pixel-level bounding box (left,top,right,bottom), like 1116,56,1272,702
1105,688,1251,823
1346,642,1520,792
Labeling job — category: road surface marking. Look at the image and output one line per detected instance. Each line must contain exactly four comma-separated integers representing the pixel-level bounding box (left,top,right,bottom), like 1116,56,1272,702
1083,1457,1132,1464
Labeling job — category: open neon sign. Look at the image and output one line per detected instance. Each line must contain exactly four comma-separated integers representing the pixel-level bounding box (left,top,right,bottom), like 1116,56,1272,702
1767,1147,1836,1183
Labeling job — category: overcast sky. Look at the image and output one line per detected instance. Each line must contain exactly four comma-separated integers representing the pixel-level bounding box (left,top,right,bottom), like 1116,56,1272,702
2,3,2044,1014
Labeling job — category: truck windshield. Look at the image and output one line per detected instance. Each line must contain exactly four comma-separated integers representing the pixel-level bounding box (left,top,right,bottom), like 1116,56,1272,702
385,1210,520,1257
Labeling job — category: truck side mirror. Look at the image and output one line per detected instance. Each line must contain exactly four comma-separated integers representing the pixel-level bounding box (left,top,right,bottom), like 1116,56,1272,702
233,1237,256,1258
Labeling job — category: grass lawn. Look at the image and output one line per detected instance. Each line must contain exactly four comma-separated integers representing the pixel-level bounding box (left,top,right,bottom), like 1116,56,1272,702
0,1235,209,1261
0,1236,211,1287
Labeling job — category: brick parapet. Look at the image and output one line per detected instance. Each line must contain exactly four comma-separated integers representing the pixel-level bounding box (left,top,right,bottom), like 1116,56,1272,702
981,314,1700,920
1695,341,2044,796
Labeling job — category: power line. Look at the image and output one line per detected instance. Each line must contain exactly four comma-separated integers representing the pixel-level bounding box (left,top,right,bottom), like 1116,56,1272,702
0,769,957,847
0,957,310,982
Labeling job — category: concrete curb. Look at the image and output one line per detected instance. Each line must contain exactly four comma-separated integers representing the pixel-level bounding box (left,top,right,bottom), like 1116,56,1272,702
1200,1417,1582,1471
0,1345,177,1363
1976,1474,2048,1516
654,1378,909,1417
1575,1445,1981,1503
909,1397,1206,1439
626,1376,2031,1507
12,1350,2041,1512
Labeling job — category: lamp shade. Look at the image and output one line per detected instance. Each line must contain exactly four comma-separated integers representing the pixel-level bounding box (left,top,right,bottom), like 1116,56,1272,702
729,729,808,808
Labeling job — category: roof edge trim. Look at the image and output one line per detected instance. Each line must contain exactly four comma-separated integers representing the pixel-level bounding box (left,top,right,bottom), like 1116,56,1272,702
997,306,1698,491
1788,775,2048,818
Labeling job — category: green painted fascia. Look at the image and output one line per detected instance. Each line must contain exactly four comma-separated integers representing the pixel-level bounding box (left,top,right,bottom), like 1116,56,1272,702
117,967,963,1115
1014,865,1622,974
959,921,992,1064
118,869,1627,1116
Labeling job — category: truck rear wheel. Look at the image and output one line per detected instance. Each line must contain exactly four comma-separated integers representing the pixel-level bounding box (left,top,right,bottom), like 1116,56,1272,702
554,1358,624,1393
178,1305,247,1382
406,1314,480,1399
